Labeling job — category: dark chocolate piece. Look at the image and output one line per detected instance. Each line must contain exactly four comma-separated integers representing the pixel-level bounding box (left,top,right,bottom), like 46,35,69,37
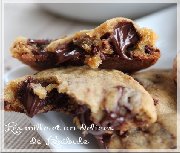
145,45,154,54
109,22,140,59
27,39,85,69
17,77,45,117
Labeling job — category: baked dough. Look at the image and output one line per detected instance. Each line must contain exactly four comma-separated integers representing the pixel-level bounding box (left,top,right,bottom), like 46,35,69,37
11,17,160,72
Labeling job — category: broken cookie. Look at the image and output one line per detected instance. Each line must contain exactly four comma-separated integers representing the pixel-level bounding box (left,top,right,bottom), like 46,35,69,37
11,17,160,72
4,66,157,134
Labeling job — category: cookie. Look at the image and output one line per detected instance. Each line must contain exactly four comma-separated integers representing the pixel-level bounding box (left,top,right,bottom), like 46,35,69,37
173,54,179,83
11,17,160,72
4,66,157,133
133,69,177,117
103,70,177,149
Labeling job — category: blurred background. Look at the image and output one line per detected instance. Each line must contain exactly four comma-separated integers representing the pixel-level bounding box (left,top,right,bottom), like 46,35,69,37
4,3,175,73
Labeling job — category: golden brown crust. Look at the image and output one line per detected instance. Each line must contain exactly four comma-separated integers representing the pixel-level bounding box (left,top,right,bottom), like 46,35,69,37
10,17,160,72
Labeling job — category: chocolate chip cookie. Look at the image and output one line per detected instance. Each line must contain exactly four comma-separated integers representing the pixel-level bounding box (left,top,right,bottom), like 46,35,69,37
4,66,157,134
173,54,179,84
11,17,160,72
103,69,177,149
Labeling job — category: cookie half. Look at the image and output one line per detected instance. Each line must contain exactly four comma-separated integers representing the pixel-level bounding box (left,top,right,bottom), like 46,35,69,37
103,70,177,149
11,17,160,72
4,66,157,133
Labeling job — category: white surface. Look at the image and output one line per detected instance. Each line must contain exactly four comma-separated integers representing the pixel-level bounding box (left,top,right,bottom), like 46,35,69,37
5,6,177,151
40,3,173,22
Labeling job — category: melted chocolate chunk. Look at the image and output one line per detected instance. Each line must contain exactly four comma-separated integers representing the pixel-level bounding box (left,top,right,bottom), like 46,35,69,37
17,77,80,117
55,42,85,65
145,45,155,54
17,77,46,117
100,22,140,60
27,39,85,69
98,22,147,71
111,22,140,59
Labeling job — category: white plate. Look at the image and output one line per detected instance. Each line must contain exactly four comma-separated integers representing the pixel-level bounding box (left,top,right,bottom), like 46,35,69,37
39,3,173,22
5,6,177,152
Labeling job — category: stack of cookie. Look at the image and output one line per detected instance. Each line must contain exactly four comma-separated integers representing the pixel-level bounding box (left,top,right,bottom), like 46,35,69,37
4,17,177,149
